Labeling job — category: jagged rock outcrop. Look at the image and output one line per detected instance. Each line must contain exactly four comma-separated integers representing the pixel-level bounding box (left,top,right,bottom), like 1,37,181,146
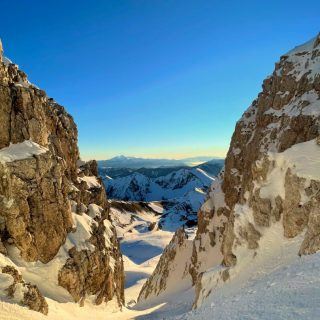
58,161,124,305
138,34,320,308
0,265,48,315
0,41,124,312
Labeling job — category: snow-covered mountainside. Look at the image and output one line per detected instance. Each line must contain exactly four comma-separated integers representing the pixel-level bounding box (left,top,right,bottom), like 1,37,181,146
0,40,124,315
104,167,213,202
103,167,215,231
137,34,320,318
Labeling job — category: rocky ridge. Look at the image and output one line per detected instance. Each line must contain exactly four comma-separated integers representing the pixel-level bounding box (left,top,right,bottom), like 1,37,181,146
0,40,124,313
138,34,320,308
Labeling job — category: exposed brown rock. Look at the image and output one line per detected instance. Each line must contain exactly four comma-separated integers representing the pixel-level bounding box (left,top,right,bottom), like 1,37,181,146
1,265,48,315
0,41,125,311
23,284,49,315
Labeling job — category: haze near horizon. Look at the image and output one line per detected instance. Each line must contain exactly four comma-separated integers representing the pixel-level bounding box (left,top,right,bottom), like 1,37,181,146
0,0,319,160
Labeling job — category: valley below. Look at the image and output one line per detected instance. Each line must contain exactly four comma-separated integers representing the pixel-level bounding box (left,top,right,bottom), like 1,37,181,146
101,159,222,309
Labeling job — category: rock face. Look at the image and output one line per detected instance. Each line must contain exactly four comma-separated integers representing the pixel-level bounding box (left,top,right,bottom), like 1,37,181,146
0,42,124,312
138,34,320,307
58,161,125,305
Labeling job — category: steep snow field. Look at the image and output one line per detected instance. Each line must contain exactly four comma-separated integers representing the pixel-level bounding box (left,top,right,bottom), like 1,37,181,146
1,217,319,320
177,252,320,320
109,201,181,303
131,223,320,320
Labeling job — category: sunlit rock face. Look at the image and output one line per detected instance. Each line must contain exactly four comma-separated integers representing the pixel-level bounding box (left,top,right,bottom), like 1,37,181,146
138,34,320,308
0,41,124,313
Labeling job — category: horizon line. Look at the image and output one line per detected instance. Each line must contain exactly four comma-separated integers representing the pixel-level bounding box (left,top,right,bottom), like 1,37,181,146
81,153,227,162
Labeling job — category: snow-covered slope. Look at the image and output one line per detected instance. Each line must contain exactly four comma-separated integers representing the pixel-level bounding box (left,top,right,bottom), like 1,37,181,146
173,250,320,320
108,201,177,307
138,34,320,319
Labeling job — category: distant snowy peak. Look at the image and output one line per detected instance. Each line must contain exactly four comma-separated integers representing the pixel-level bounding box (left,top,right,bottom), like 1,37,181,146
110,155,132,160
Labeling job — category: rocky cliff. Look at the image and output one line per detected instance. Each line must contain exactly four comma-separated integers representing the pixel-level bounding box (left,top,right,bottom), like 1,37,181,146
0,40,124,314
138,34,320,308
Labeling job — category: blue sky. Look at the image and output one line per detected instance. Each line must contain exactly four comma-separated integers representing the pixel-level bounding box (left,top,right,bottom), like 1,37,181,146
0,1,319,160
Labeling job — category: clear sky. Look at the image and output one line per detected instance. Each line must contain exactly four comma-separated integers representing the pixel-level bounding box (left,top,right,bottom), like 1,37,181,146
0,1,319,160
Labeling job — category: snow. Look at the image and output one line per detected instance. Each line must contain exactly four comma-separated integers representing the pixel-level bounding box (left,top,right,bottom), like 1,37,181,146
77,176,101,188
148,202,164,214
176,252,320,320
106,168,212,232
0,140,48,163
103,219,114,248
2,56,12,66
272,139,320,181
0,274,13,293
121,230,173,265
0,295,163,320
108,201,181,315
184,139,320,317
103,166,215,233
259,139,320,200
185,203,314,316
87,204,103,219
104,168,214,202
5,246,72,303
278,35,320,81
202,172,226,213
264,89,320,118
110,201,172,264
69,212,96,252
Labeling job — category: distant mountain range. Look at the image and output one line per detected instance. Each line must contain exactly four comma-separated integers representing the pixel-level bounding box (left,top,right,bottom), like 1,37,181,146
98,159,224,231
102,167,215,231
97,155,223,169
98,158,224,179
